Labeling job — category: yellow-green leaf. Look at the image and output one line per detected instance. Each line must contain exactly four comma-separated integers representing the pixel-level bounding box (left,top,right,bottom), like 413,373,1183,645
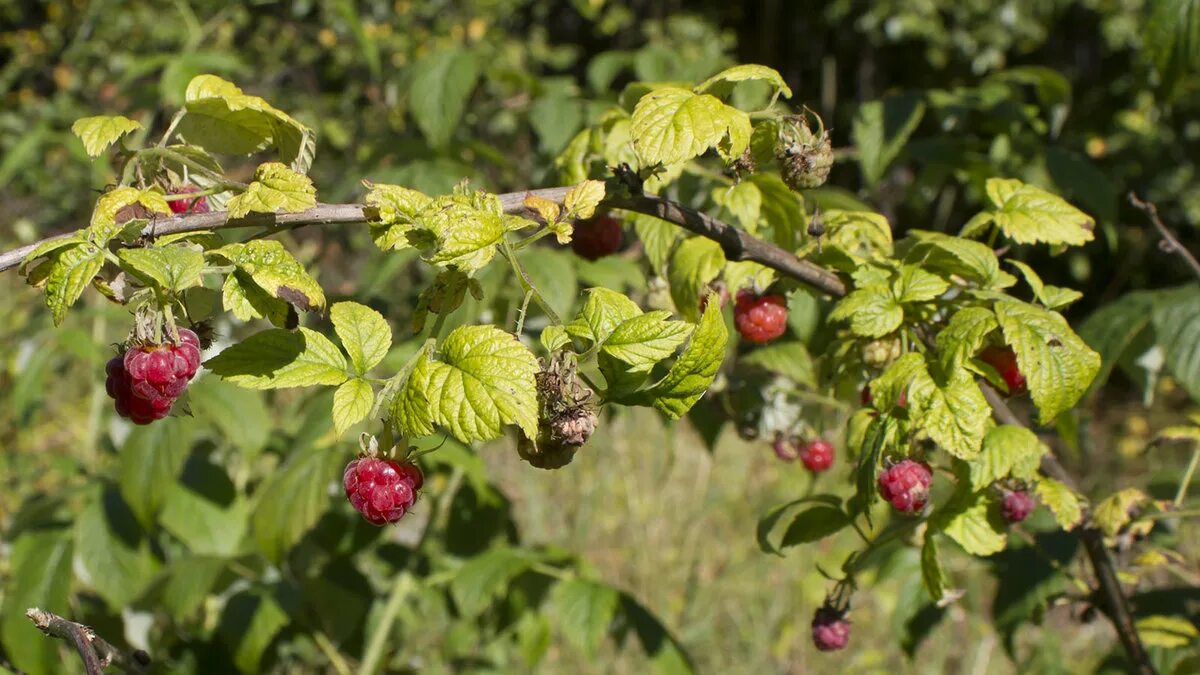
828,285,903,338
1092,488,1149,537
332,379,374,436
213,239,325,312
226,162,316,218
562,180,606,220
1036,478,1085,531
330,302,392,376
984,177,1095,247
44,243,103,325
695,64,793,100
71,115,142,158
630,87,751,166
995,299,1100,424
204,328,349,389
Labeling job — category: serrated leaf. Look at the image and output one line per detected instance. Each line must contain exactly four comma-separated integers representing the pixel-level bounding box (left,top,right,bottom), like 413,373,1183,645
805,210,894,262
905,230,1016,290
119,417,192,528
409,47,479,147
853,94,925,187
418,191,511,272
921,534,948,602
894,264,950,303
1036,478,1084,530
940,494,1007,556
214,239,325,312
524,194,561,224
540,324,569,352
566,287,644,345
227,162,316,218
871,352,927,411
563,180,606,220
1092,488,1149,537
332,379,374,436
159,459,249,557
641,299,728,419
695,64,792,99
74,488,161,608
630,86,751,166
19,232,88,272
405,325,540,442
118,246,205,292
667,237,726,323
936,307,999,371
331,301,391,375
995,299,1101,424
740,341,816,387
221,271,290,325
71,115,142,157
1152,285,1200,401
88,186,171,245
179,74,311,162
908,365,991,459
252,443,341,562
547,579,619,656
633,214,679,275
44,243,103,325
713,181,762,232
852,416,893,524
1008,260,1082,309
983,178,1094,247
204,328,349,389
722,259,774,296
365,182,432,251
391,349,436,437
601,311,693,371
780,504,851,547
828,285,903,338
750,173,805,250
968,425,1046,490
451,548,540,617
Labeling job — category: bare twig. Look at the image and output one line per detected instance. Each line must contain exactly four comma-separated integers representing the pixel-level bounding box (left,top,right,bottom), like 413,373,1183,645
1129,192,1200,282
25,608,151,674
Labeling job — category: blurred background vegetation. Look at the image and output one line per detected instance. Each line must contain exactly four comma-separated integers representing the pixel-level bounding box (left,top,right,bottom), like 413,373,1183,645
1,1,1198,673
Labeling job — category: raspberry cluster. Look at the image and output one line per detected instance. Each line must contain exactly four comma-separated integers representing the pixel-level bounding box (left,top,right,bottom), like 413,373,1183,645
810,606,850,652
798,439,835,473
1000,489,1036,524
105,328,202,425
571,213,623,260
877,459,933,513
343,457,424,525
168,185,211,214
734,291,788,344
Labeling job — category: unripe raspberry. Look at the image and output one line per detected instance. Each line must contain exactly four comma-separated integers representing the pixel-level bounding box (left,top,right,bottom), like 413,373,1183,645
772,435,798,462
811,606,850,652
343,457,423,525
734,291,787,344
1000,489,1036,524
779,114,833,191
168,185,211,215
799,439,835,473
877,459,933,513
862,338,901,367
979,345,1027,396
571,213,623,260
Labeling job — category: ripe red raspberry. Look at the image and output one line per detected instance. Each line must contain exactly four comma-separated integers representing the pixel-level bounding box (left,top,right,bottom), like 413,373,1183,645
877,459,933,513
106,328,203,425
771,435,798,462
734,291,787,344
799,439,835,473
811,607,850,652
979,345,1027,396
344,457,423,525
1000,489,1036,524
571,213,622,260
168,185,211,215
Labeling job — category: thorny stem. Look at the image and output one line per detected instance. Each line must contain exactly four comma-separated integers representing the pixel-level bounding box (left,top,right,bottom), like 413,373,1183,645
1129,192,1200,282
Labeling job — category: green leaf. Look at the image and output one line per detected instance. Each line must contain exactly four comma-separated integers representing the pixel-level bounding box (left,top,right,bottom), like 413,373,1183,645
1136,615,1200,649
218,589,291,674
921,534,948,603
722,260,774,296
852,94,926,187
852,416,893,524
118,246,205,293
938,492,1007,556
713,180,762,232
668,237,727,323
563,180,606,220
811,210,894,260
936,307,999,372
1,530,74,675
1079,291,1156,393
332,378,374,436
451,548,540,617
391,347,436,438
1144,0,1200,98
179,74,311,162
780,503,851,547
214,239,326,311
894,264,950,303
186,377,271,456
403,325,540,442
566,287,644,346
1092,488,1148,537
968,425,1046,490
331,301,392,376
909,365,991,460
740,341,816,387
983,178,1094,247
418,190,512,272
1036,478,1085,531
547,579,620,656
159,459,250,557
617,592,695,674
630,86,751,166
828,285,903,338
995,299,1101,424
409,47,479,147
221,271,290,325
252,444,342,562
695,64,792,99
119,417,192,527
74,488,161,608
633,214,679,275
641,298,728,419
905,230,1016,290
226,162,317,218
204,328,349,389
44,243,103,325
88,186,171,244
871,352,927,410
541,324,569,352
601,311,693,371
161,556,227,621
71,115,142,157
365,182,432,251
1152,285,1200,401
18,232,88,273
1008,260,1082,309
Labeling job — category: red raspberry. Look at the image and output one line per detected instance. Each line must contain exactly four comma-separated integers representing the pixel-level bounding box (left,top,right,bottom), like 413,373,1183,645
771,435,798,462
571,213,623,260
1000,489,1036,524
105,356,171,425
168,185,211,215
799,439,835,473
811,607,850,652
979,345,1026,396
734,291,787,344
344,457,423,525
877,459,933,513
105,329,203,424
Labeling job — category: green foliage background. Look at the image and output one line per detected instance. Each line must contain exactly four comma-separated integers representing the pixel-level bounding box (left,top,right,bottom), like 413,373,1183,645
2,1,1199,673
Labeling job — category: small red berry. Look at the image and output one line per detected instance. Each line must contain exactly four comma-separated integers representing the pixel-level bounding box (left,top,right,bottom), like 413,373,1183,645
811,606,850,652
772,435,798,462
168,185,211,215
105,328,203,424
1000,490,1036,524
734,291,787,344
799,439,835,473
877,459,933,513
571,214,623,260
344,457,423,525
979,345,1027,396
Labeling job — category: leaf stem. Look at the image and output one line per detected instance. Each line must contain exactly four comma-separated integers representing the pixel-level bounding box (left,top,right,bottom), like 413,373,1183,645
499,238,562,324
1173,444,1200,507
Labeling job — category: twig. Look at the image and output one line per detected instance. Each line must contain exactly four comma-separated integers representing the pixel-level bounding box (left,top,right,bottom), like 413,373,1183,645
25,608,151,674
1129,192,1200,282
